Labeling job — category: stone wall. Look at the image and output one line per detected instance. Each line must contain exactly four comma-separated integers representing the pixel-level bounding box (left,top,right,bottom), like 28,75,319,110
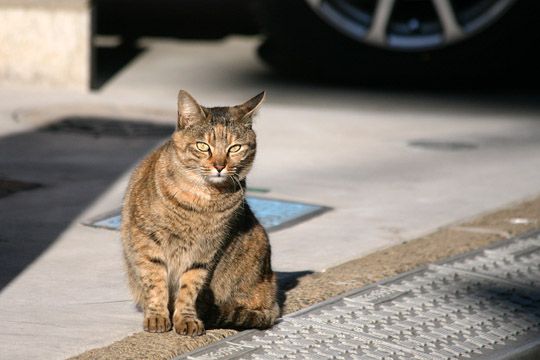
0,0,93,90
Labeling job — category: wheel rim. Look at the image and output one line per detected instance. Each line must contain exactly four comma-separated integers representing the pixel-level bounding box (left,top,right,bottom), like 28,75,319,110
304,0,516,50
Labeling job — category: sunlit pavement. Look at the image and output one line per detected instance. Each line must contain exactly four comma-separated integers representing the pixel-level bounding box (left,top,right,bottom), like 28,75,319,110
178,233,540,360
1,37,540,359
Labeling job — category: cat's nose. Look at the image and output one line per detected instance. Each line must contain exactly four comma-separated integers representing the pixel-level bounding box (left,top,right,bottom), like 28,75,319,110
214,165,226,173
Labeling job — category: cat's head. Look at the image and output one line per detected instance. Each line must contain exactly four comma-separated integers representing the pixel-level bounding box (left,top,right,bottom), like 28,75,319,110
172,90,264,187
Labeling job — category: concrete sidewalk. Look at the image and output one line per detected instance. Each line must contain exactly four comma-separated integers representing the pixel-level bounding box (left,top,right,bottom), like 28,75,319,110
1,36,540,359
73,196,540,360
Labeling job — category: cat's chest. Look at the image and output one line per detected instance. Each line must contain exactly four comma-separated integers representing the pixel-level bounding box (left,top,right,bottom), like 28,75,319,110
159,209,231,267
154,200,236,244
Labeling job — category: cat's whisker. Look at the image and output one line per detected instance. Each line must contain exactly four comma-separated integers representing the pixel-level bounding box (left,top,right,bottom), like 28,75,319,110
231,175,245,197
231,176,241,193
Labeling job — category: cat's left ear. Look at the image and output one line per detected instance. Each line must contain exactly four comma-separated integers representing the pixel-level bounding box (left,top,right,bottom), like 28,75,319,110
235,91,266,127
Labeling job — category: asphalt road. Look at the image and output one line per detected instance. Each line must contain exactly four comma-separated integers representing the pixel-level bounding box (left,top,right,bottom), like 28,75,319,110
1,36,540,359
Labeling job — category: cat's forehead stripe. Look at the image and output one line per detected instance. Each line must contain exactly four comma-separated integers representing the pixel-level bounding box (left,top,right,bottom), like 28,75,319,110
208,107,232,125
215,124,225,139
205,124,233,144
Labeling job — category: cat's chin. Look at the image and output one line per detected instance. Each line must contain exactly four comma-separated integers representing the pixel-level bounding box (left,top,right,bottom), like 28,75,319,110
206,176,229,185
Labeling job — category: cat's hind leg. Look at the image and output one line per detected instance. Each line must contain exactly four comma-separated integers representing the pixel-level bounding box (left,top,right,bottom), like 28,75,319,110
212,276,280,330
207,221,280,330
216,302,280,330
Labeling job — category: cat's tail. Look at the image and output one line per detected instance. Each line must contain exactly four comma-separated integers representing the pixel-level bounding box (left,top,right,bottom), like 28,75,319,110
210,303,280,330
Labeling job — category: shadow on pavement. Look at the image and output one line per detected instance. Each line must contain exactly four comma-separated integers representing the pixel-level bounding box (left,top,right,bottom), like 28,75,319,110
92,45,145,90
276,270,313,310
0,118,167,290
454,283,540,354
0,118,315,300
95,0,258,41
232,66,540,118
92,0,259,88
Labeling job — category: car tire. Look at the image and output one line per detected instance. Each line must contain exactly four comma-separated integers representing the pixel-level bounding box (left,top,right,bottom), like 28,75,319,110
255,0,538,86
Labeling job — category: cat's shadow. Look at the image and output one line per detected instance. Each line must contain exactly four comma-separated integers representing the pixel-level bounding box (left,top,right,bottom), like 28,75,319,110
189,270,313,331
276,270,313,309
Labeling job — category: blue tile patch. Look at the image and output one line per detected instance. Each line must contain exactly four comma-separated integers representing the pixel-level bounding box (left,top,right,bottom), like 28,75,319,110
85,197,328,232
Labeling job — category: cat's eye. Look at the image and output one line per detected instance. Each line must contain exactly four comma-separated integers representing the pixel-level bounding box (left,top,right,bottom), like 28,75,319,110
196,142,210,152
228,144,242,153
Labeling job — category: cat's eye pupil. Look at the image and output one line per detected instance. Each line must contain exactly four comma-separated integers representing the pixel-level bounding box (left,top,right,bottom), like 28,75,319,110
229,145,241,153
196,142,210,151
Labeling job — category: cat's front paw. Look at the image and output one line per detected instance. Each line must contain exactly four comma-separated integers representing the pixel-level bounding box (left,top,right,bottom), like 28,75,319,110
143,314,171,333
174,315,205,336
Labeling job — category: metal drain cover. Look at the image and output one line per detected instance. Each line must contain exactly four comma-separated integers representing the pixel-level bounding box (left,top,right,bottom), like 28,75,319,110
178,233,540,360
408,140,478,151
85,196,328,232
41,117,174,138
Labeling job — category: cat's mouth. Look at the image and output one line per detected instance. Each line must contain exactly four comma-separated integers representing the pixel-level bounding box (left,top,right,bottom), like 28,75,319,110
204,167,232,184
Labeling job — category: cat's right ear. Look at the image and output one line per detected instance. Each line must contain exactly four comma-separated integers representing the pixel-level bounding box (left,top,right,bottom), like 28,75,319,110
177,90,207,130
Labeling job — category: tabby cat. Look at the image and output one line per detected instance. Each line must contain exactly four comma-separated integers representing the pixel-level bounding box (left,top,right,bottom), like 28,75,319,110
121,90,279,336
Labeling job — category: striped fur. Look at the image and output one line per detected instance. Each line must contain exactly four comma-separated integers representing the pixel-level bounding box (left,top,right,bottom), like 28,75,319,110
121,90,279,336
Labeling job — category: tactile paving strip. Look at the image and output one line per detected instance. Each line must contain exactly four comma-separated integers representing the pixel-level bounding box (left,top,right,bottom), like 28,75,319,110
177,232,540,360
